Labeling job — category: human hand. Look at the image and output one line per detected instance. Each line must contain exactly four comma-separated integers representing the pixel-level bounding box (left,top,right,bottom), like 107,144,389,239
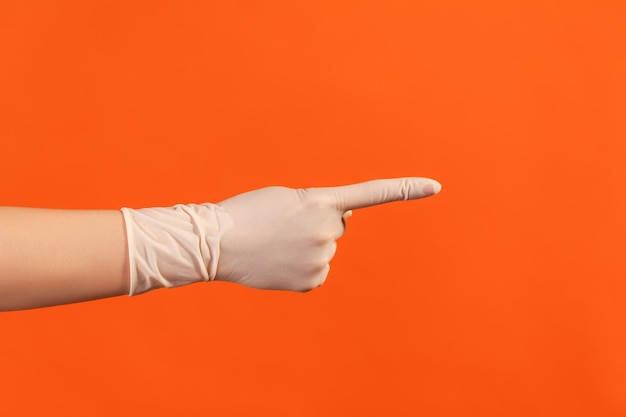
214,178,442,292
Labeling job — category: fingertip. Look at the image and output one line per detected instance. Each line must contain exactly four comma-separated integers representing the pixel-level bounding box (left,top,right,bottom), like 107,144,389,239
421,180,442,197
431,180,442,195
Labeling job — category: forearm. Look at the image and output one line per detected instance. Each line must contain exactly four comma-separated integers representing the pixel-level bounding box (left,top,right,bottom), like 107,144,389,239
0,207,130,311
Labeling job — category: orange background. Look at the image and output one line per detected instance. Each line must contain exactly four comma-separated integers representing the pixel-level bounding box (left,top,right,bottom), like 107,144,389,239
1,1,625,416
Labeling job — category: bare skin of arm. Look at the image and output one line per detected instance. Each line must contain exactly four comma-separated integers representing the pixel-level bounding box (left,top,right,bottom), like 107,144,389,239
0,207,130,311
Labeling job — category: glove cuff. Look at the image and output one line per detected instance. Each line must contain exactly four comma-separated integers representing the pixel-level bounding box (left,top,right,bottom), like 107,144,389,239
120,203,227,296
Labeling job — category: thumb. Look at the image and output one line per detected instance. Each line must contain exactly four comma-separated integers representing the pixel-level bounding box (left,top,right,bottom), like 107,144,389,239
320,177,442,211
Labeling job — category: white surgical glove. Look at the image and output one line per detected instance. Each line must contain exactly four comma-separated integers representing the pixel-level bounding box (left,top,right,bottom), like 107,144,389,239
121,177,441,295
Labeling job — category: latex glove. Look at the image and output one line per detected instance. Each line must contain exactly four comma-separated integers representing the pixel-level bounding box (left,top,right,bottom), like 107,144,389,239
121,177,441,295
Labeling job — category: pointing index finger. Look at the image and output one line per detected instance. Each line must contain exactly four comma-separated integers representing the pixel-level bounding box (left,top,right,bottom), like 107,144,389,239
322,177,442,211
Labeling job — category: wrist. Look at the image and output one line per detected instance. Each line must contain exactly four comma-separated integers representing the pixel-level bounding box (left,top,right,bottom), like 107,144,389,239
120,203,227,296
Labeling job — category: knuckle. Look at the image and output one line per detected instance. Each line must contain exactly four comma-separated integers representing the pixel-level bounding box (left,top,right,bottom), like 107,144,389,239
299,265,330,293
313,231,336,245
327,242,338,262
398,178,417,200
311,275,327,289
312,222,344,245
301,188,336,208
399,178,410,200
316,264,331,284
307,260,327,274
